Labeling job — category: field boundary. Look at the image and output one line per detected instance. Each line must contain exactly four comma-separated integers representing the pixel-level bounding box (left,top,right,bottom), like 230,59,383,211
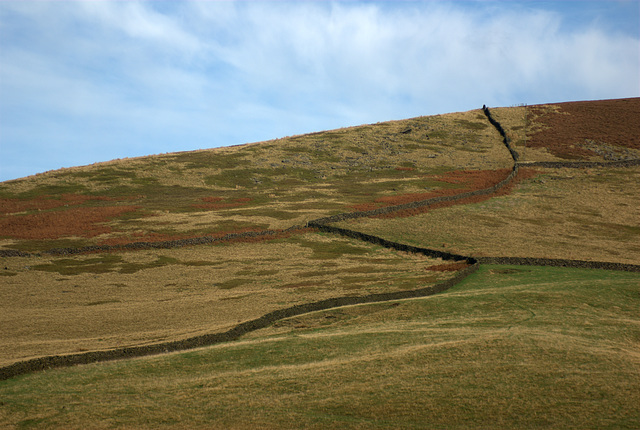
3,106,638,258
477,256,640,272
519,159,640,168
311,223,472,262
2,105,639,380
0,226,306,258
0,261,479,381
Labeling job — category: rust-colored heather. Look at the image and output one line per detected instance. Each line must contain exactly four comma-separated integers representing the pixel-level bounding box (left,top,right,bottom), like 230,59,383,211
375,168,539,219
527,98,640,159
0,194,122,215
0,206,140,240
349,169,514,212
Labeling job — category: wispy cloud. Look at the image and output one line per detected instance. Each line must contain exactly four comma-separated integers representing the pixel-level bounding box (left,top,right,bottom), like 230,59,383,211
1,1,638,181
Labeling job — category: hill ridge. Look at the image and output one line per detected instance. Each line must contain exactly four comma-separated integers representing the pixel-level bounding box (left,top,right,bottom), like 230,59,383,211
2,103,639,380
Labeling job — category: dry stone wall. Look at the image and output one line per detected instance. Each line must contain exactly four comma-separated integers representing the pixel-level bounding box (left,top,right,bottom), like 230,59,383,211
522,159,640,168
2,105,639,380
477,256,640,272
0,226,305,258
0,263,479,381
311,223,474,263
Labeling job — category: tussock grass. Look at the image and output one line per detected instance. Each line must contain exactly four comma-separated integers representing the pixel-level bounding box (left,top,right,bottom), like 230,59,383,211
1,100,638,428
0,108,510,252
0,233,456,366
336,166,640,264
1,265,637,429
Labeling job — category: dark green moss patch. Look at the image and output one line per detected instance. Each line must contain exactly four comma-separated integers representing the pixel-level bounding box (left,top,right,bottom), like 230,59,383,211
291,238,370,260
215,279,254,289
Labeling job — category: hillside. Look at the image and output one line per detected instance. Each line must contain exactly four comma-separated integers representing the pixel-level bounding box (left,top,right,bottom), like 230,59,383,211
1,98,639,428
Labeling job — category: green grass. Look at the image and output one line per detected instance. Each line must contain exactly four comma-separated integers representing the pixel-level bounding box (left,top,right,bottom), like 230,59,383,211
454,119,489,130
289,237,371,260
1,102,638,428
30,255,221,276
1,265,637,429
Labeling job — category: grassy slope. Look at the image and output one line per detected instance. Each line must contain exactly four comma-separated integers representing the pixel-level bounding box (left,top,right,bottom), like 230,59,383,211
1,265,638,429
334,99,640,264
0,109,510,252
335,166,640,264
0,107,515,365
0,233,461,366
1,99,639,428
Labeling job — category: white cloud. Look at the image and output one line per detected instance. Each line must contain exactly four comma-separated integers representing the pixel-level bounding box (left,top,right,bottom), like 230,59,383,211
0,0,638,181
79,1,202,56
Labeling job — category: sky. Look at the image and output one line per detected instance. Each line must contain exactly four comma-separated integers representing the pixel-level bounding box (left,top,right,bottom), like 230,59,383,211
1,1,638,182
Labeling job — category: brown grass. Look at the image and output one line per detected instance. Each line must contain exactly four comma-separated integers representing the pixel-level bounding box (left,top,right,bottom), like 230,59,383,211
0,205,140,240
0,107,513,251
338,166,640,264
191,196,252,210
349,168,514,211
0,100,638,429
0,233,459,366
374,167,540,219
2,266,636,429
1,99,637,372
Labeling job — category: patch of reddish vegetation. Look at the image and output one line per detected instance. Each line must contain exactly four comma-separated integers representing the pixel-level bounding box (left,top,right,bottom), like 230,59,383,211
527,98,640,159
350,169,513,212
0,194,124,215
0,206,140,240
425,262,470,272
191,196,251,210
376,168,540,219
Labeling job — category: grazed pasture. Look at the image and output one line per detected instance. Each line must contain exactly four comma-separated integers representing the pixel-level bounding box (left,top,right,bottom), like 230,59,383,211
1,265,637,429
0,98,639,429
0,233,460,366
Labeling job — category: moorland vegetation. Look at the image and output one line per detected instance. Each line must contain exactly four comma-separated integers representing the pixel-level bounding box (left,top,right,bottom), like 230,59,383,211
1,97,638,428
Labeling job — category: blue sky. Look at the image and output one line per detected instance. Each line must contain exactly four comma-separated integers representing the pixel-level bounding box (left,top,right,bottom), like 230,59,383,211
1,1,638,182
